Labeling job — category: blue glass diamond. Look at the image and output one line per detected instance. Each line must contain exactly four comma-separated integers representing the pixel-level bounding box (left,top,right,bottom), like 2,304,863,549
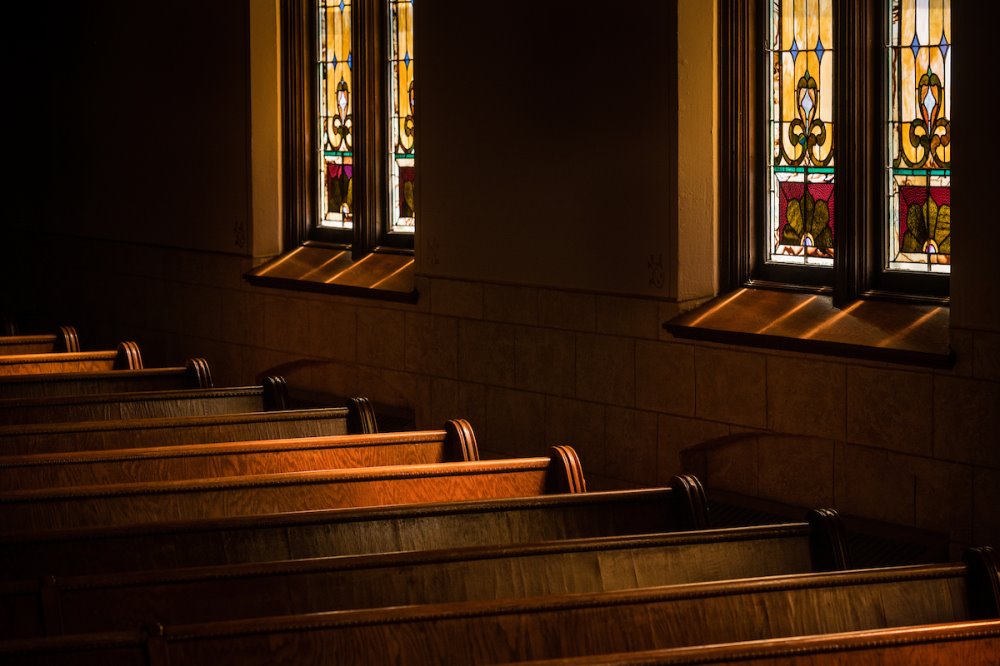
910,33,921,59
404,51,411,68
339,0,345,12
789,38,799,62
815,37,825,63
331,54,338,68
348,52,353,69
939,32,950,58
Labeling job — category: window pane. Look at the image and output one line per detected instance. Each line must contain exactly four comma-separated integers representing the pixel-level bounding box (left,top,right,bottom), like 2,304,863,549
319,0,354,229
887,0,951,273
388,0,415,234
767,0,835,267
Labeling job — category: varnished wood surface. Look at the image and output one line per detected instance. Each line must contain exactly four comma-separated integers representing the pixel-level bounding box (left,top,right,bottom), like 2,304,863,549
0,428,475,491
665,288,952,367
0,452,579,531
3,563,978,665
5,523,820,637
505,620,1000,665
0,407,353,456
0,387,272,426
0,362,209,400
0,488,691,578
0,327,78,357
0,350,119,376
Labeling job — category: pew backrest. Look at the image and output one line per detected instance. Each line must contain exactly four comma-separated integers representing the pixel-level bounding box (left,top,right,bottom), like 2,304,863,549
0,446,584,531
0,418,477,491
0,400,378,456
3,515,849,637
0,358,212,400
0,377,289,426
0,326,79,356
0,341,141,376
0,482,708,579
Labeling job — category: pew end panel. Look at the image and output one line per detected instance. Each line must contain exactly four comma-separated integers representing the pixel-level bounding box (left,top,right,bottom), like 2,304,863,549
346,396,378,434
260,376,288,411
112,342,143,371
184,358,213,389
445,418,479,462
805,508,851,571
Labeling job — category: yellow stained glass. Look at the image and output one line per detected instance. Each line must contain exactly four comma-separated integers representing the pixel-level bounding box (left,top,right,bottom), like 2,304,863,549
319,0,353,229
768,0,835,266
887,0,951,273
388,0,415,233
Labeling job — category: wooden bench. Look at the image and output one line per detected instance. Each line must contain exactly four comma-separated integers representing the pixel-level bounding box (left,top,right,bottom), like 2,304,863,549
1,512,848,638
0,446,586,531
0,377,290,426
0,326,79,356
506,620,1000,665
7,548,991,665
0,419,478,491
0,358,213,400
0,399,378,456
0,482,708,579
0,341,142,376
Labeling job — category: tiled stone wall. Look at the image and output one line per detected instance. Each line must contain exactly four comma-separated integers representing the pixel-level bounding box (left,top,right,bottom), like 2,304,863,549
17,237,1000,552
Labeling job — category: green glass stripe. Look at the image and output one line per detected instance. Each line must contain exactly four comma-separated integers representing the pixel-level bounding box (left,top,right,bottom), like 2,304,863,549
324,151,352,157
773,166,835,174
893,169,951,176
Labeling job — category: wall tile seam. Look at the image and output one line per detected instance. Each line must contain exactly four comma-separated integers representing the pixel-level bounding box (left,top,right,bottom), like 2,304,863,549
835,439,986,471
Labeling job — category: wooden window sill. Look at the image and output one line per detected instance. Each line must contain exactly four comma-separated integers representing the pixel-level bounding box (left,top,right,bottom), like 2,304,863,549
244,242,417,303
664,288,952,368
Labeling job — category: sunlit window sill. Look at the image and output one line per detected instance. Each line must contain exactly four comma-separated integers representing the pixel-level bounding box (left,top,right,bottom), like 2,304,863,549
664,287,952,368
244,242,417,303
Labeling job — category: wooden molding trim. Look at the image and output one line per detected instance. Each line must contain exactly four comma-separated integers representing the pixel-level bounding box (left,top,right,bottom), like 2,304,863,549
807,508,851,571
347,396,379,434
444,419,479,462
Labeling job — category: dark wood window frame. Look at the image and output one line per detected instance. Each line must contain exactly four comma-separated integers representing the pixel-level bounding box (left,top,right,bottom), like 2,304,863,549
668,0,952,368
719,0,949,306
282,0,414,257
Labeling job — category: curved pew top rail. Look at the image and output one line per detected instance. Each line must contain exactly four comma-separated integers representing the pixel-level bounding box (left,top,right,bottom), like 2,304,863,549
2,548,996,665
1,512,850,638
0,400,377,456
0,326,79,356
0,357,212,400
504,620,1000,665
0,419,479,491
0,482,708,579
0,341,141,376
0,446,586,532
0,376,290,426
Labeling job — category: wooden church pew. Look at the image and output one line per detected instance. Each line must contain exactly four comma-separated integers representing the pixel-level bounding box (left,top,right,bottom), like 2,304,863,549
2,512,849,638
0,446,586,531
8,549,991,665
0,376,291,426
0,419,479,491
0,399,378,456
0,341,141,376
507,620,1000,665
0,358,213,400
0,326,79,356
0,482,708,579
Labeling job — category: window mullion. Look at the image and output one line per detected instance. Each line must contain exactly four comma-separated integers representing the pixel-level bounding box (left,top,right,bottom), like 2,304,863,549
351,0,385,256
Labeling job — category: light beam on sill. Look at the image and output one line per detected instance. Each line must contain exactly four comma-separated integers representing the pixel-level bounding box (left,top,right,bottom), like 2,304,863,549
875,307,944,349
687,289,750,327
800,300,862,339
756,295,818,334
301,251,348,280
324,252,376,283
370,259,414,289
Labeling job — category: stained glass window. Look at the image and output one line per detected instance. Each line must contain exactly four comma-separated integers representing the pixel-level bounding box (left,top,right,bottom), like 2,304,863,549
319,0,353,229
887,0,951,273
388,0,415,234
767,0,835,267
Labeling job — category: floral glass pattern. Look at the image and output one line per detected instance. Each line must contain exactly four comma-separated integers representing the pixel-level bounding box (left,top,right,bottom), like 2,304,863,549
767,0,835,267
319,0,354,229
887,0,951,273
388,0,415,233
